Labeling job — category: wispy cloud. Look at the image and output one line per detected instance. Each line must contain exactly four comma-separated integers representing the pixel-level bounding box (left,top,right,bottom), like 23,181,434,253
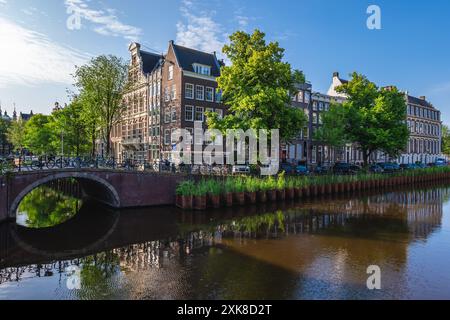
64,0,142,41
0,0,7,5
429,82,450,94
0,17,90,88
176,0,227,56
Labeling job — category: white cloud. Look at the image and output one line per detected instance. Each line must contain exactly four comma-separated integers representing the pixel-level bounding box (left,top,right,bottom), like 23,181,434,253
65,0,142,41
0,17,90,88
0,0,7,4
176,0,227,56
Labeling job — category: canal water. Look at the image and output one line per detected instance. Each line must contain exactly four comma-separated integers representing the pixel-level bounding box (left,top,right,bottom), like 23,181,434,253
1,180,450,300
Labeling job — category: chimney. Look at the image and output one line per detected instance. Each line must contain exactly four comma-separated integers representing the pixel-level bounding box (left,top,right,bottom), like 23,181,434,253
419,96,426,101
333,72,340,78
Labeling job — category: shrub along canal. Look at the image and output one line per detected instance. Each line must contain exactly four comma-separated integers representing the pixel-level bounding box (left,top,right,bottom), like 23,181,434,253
1,180,450,299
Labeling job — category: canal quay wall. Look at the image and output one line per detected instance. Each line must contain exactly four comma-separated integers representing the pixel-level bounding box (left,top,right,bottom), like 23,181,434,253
0,170,186,223
2,169,450,223
177,171,450,210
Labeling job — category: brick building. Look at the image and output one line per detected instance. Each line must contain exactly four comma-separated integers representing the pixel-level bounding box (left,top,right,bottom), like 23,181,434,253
111,41,225,163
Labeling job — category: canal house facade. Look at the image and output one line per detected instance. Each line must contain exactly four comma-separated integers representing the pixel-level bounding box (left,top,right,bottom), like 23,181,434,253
327,72,443,165
111,41,225,163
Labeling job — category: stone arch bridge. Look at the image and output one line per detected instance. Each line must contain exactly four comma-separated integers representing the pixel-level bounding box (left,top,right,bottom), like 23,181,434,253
0,169,184,223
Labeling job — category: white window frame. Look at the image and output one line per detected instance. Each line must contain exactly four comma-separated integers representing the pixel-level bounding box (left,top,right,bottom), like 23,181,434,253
185,83,194,99
205,87,214,102
185,105,194,122
168,65,174,81
196,85,204,100
195,106,204,122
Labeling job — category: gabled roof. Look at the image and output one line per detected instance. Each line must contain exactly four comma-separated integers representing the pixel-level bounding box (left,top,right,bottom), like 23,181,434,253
172,43,221,77
140,50,163,74
407,95,435,109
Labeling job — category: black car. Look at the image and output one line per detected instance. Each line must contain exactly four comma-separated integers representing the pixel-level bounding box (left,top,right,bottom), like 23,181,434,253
314,164,330,175
333,162,361,175
280,163,294,174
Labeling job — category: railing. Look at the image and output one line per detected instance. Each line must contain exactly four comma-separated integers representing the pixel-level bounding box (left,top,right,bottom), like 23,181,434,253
0,155,233,176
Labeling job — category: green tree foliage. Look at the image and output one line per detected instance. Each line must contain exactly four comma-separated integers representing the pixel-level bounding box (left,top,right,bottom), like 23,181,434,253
0,118,10,153
50,99,91,156
74,55,128,156
23,114,56,155
206,29,307,143
315,73,409,166
442,124,450,156
6,119,26,152
17,184,81,228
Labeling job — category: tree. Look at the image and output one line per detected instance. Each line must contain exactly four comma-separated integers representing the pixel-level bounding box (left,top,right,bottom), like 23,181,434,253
0,118,10,154
315,73,409,167
442,125,450,156
23,114,56,155
74,55,128,156
50,99,91,156
7,120,26,153
206,30,307,143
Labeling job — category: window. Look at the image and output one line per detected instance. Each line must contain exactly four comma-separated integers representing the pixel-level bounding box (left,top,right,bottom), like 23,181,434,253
216,109,223,119
193,64,211,76
171,108,177,122
304,92,311,104
185,127,194,145
164,109,170,123
205,87,214,102
215,89,222,103
171,128,179,144
185,105,194,121
185,83,194,99
168,65,174,80
171,85,176,100
164,129,171,145
196,85,204,100
164,87,170,102
297,91,304,103
195,107,204,121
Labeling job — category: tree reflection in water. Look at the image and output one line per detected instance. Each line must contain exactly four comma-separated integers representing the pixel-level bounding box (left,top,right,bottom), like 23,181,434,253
17,179,83,228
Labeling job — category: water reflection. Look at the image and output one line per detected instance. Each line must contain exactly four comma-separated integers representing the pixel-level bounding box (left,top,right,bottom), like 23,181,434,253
1,184,450,299
17,179,82,228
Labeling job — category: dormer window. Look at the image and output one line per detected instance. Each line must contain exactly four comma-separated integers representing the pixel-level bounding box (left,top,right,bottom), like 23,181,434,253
193,63,211,76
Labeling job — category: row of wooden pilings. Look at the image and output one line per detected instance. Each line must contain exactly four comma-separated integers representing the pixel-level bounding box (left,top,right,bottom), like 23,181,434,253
176,171,450,211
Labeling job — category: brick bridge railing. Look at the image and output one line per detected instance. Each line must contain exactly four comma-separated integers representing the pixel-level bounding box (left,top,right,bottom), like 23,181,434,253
0,169,185,223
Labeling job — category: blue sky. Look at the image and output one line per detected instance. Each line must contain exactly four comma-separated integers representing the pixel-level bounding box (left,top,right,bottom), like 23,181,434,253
0,0,449,123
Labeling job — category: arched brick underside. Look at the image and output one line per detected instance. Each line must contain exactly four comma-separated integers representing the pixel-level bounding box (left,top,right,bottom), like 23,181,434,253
9,172,121,218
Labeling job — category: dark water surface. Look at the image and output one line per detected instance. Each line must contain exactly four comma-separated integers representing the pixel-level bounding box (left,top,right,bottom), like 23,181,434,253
1,182,450,300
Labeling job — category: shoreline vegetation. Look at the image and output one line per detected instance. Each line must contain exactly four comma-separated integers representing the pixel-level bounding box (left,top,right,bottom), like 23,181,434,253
176,166,450,210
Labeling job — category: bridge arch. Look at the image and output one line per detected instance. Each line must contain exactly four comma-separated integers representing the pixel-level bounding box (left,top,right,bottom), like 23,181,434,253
10,172,121,218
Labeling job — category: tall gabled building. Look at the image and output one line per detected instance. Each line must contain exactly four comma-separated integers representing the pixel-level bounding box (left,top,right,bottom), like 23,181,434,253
112,41,225,163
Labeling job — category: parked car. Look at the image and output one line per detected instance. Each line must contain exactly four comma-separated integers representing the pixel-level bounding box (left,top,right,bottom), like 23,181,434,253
333,162,360,175
400,163,418,171
435,158,448,167
415,162,427,169
295,164,309,175
369,164,384,173
377,162,400,173
314,164,330,175
280,163,294,174
232,165,251,174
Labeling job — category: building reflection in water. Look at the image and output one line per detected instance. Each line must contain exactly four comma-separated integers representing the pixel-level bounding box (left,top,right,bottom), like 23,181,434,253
0,185,448,299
